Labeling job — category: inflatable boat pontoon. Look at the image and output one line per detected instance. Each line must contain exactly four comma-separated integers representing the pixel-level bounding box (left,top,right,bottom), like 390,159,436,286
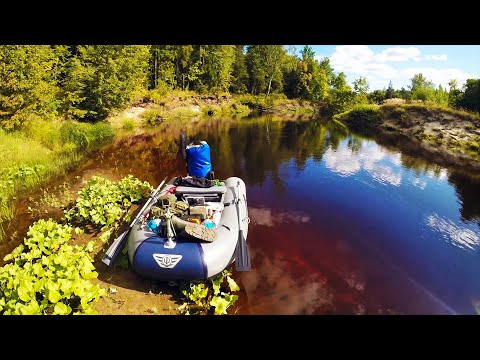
122,176,250,282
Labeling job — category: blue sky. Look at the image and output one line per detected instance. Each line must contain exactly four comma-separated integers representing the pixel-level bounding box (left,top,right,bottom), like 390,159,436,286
292,45,480,91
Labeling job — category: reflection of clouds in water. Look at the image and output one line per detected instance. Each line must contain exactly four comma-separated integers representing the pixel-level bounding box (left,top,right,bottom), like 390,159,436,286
412,177,427,190
426,213,480,251
323,147,361,176
390,153,403,166
369,164,402,186
239,249,333,314
323,143,402,186
427,169,448,181
248,208,310,227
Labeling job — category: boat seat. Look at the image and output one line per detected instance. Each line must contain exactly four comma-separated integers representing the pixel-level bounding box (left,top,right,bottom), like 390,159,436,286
174,185,227,196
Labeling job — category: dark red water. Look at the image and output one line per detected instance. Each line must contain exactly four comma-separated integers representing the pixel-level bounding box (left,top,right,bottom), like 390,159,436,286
4,117,480,314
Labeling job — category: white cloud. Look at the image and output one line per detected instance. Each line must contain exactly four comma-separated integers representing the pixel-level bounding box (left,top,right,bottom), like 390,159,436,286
319,45,477,90
425,54,448,61
327,46,422,90
402,67,475,89
323,46,421,68
323,146,361,176
314,54,329,62
375,47,421,62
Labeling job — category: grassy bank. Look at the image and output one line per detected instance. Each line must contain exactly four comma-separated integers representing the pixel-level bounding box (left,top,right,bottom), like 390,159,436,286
107,90,321,131
0,120,114,242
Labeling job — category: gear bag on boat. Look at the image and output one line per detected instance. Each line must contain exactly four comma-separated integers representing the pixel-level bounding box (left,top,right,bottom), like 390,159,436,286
185,141,212,178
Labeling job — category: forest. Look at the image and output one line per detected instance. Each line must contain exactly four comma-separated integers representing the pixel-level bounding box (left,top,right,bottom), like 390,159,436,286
1,45,479,131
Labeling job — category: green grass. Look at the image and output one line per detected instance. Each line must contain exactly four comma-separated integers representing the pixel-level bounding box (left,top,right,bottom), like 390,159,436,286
382,103,480,121
60,121,114,153
0,120,115,242
23,117,63,151
141,108,165,126
334,104,381,122
332,104,382,135
122,118,136,131
0,128,53,171
170,107,200,120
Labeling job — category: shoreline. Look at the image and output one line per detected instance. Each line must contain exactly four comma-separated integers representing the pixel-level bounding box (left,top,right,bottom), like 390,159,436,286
335,103,480,175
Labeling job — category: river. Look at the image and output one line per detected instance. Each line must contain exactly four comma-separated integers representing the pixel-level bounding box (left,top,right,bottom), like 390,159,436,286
4,116,480,314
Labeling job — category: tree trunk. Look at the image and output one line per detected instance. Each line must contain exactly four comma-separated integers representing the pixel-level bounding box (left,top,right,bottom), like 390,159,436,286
267,75,273,95
154,52,158,88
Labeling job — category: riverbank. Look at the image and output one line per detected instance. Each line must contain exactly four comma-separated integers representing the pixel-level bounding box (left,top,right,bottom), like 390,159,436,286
335,104,480,174
106,90,321,132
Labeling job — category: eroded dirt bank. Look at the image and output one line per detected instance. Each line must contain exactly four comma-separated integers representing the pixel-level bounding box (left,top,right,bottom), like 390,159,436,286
339,104,480,174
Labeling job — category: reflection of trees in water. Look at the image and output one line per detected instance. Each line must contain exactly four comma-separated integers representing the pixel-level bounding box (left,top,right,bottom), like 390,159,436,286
192,117,337,193
399,155,444,177
90,117,480,224
347,135,362,154
448,171,480,223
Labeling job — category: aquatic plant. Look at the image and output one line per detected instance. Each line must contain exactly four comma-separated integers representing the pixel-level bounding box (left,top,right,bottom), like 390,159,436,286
0,219,106,315
65,175,153,228
178,268,240,315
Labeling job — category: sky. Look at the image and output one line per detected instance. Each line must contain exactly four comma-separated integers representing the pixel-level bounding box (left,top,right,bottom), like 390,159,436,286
293,45,480,91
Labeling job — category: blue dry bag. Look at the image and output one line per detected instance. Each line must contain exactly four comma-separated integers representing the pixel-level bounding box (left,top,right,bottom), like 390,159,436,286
186,141,212,178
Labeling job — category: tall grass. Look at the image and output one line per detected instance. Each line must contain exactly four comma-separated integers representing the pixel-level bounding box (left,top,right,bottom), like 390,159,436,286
0,120,115,242
23,117,63,151
122,118,136,131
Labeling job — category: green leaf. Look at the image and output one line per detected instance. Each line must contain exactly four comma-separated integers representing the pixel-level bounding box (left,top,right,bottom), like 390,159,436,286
19,299,41,315
53,302,72,315
18,279,34,302
34,278,47,292
223,293,238,304
48,289,62,303
210,296,229,315
18,285,32,302
190,283,208,301
59,279,73,294
83,307,98,315
85,240,95,252
211,276,222,296
226,276,240,292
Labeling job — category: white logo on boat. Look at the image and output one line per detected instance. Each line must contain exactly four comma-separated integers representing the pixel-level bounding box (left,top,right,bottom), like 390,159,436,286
153,254,182,269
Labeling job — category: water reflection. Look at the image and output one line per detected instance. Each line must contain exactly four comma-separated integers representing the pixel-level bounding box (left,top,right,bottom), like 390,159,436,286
412,177,427,190
323,140,403,186
427,213,480,252
239,248,334,315
448,172,480,222
248,207,311,227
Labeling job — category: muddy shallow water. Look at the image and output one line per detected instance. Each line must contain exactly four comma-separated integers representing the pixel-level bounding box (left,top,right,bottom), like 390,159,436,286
3,116,480,315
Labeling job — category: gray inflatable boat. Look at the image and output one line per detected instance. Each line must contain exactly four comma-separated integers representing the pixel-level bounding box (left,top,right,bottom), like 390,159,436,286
127,176,250,281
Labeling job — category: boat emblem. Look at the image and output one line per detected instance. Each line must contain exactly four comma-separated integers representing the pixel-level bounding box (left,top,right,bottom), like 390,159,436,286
153,254,183,269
